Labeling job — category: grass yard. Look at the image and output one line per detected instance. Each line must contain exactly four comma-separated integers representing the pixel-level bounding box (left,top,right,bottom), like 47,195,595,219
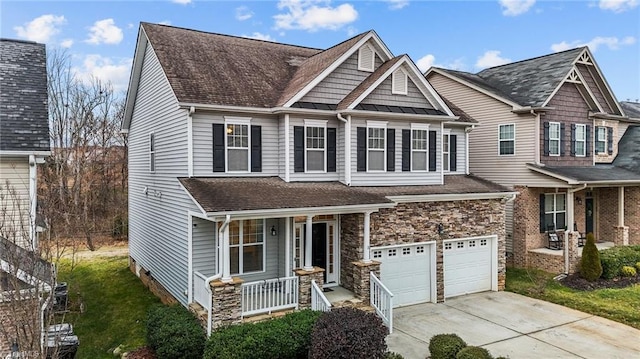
506,267,640,330
56,255,161,358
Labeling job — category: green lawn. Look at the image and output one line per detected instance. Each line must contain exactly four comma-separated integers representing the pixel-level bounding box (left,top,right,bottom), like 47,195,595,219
56,256,161,358
506,267,640,329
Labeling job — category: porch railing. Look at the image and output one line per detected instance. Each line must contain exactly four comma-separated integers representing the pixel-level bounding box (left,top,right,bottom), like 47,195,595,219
311,280,331,312
193,271,211,311
370,271,393,333
241,276,299,317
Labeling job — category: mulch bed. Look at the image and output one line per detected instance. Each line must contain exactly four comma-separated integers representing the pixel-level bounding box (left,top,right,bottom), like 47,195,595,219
560,273,640,291
126,347,157,359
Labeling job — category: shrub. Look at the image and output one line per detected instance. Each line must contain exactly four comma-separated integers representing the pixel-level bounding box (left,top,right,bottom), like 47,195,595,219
580,233,602,282
309,307,388,359
385,352,405,359
456,346,493,359
621,266,637,277
600,245,640,279
429,334,467,359
146,305,205,359
635,262,640,272
203,310,321,359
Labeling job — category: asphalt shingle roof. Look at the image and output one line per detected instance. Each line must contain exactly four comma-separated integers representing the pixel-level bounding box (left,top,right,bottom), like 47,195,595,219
530,164,640,183
0,39,50,152
613,125,640,174
621,101,640,119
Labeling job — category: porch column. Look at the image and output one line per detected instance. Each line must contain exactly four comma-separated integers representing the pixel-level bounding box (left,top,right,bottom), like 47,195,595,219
285,217,291,275
221,225,232,283
564,192,574,274
363,211,372,263
618,187,625,227
303,215,313,271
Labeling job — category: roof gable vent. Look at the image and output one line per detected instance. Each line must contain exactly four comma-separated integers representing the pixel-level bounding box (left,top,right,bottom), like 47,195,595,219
392,68,408,95
358,44,375,72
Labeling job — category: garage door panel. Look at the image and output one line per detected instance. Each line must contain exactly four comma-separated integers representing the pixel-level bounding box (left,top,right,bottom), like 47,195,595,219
444,237,494,298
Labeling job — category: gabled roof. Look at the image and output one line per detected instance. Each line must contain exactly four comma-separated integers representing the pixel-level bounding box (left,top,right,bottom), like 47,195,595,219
337,56,403,110
621,101,640,119
0,39,50,153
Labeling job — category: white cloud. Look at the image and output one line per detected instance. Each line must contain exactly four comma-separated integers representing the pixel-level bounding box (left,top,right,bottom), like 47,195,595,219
599,0,638,12
417,54,467,72
346,26,358,36
86,19,123,45
159,20,172,25
498,0,536,16
60,39,74,48
387,0,409,10
551,36,636,52
274,0,358,31
172,0,192,4
242,32,276,42
74,54,132,92
14,14,66,43
236,6,254,21
475,50,511,69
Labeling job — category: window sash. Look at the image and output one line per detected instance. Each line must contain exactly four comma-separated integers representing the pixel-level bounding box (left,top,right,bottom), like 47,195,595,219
443,134,450,172
411,129,428,171
499,124,515,155
305,126,326,172
575,124,586,157
228,219,265,275
549,122,560,156
226,123,249,171
544,194,566,230
595,127,606,153
368,127,386,171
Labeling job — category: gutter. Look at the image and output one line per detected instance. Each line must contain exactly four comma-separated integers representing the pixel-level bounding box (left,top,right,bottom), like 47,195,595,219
386,192,519,203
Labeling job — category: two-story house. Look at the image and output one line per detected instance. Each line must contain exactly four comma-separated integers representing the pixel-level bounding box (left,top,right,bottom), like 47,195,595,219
123,23,515,332
427,47,640,274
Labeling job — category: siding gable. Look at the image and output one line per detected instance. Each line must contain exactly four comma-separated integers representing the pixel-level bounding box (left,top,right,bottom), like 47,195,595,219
575,63,615,114
361,64,433,109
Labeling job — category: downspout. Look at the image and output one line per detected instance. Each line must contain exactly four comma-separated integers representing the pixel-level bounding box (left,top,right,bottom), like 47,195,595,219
28,155,37,250
532,110,541,165
284,114,290,182
565,184,588,274
206,214,230,336
337,113,351,186
464,125,474,175
187,106,195,177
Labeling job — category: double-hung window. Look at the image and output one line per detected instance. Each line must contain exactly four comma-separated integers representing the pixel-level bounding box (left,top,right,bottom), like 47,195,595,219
367,121,386,171
411,124,429,171
548,122,561,156
574,124,586,157
498,124,515,155
226,119,250,172
149,133,155,173
305,120,326,172
442,131,450,172
544,193,566,230
228,219,264,275
595,126,606,154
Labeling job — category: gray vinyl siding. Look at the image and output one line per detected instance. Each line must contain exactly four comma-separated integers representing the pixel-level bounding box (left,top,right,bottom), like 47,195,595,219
287,116,341,182
300,51,383,104
192,217,217,277
0,157,31,246
128,42,200,306
618,122,629,143
278,118,286,179
350,118,442,186
361,67,432,108
445,127,467,175
192,112,279,177
505,200,514,254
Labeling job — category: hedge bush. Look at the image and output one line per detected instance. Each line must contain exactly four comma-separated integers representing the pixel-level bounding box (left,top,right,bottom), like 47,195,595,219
635,262,640,272
429,334,467,359
621,265,637,277
600,245,640,279
146,305,205,359
580,233,602,282
309,307,388,359
203,310,321,359
456,346,493,359
384,352,405,359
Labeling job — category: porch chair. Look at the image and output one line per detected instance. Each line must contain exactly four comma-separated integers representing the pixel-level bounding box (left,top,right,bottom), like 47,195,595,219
546,224,563,250
574,223,586,247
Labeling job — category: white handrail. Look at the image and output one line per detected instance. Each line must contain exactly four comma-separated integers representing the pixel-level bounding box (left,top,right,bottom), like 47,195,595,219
241,276,299,317
370,271,393,333
311,280,331,312
193,271,211,310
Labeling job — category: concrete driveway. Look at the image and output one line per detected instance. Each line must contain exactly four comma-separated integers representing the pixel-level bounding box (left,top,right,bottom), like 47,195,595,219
387,291,640,359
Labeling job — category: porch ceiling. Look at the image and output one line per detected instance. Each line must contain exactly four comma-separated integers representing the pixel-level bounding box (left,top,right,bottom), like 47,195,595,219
527,163,640,185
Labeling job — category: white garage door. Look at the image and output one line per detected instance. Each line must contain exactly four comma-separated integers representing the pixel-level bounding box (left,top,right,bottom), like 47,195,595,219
444,237,494,298
373,243,434,307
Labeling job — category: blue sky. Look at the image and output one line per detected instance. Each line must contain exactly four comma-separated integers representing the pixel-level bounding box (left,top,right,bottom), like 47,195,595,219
2,0,639,102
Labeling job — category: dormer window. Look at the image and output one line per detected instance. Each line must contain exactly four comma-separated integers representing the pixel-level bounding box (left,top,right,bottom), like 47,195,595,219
392,69,408,95
358,44,374,72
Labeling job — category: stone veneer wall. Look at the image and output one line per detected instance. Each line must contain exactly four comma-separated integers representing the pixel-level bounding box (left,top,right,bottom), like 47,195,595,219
340,213,364,293
512,186,558,267
528,252,564,273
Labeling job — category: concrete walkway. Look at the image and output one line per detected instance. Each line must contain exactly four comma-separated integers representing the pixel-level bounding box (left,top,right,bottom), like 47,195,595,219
387,291,640,359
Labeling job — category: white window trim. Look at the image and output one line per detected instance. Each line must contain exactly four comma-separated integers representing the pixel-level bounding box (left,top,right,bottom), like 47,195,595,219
549,122,561,157
392,68,408,95
410,123,430,172
149,132,155,173
544,193,567,230
575,124,586,157
358,44,375,72
498,124,516,156
442,129,451,172
595,126,607,154
366,120,387,172
224,117,252,173
304,119,328,173
229,219,266,275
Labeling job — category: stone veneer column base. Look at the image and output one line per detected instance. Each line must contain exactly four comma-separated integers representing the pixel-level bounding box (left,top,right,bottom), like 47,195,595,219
351,260,381,305
210,278,243,329
295,267,325,309
614,226,629,246
566,231,579,274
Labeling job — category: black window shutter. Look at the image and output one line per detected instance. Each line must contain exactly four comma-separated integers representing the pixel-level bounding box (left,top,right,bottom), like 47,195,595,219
386,128,395,172
560,123,566,156
294,126,304,172
401,129,410,172
212,123,225,172
539,194,546,233
327,127,336,172
543,122,550,156
428,130,437,172
585,125,591,156
357,127,366,172
450,135,457,172
607,126,614,154
251,125,262,172
570,124,576,156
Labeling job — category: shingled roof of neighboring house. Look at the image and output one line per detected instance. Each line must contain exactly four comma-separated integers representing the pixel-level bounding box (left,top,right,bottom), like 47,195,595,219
528,163,640,184
613,125,640,174
355,174,511,196
620,101,640,119
0,39,50,152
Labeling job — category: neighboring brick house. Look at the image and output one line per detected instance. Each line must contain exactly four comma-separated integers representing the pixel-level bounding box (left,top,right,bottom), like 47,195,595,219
427,47,640,274
0,39,54,357
123,23,515,332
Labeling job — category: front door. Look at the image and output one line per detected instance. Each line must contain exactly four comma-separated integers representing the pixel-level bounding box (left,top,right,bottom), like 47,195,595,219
585,198,594,235
293,220,338,286
312,223,327,281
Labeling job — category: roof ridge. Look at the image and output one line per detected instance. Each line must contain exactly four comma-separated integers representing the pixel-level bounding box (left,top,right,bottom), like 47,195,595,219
478,46,586,74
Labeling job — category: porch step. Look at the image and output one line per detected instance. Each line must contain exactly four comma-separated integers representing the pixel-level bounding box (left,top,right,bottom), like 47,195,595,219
188,302,208,327
242,308,296,324
331,298,375,313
